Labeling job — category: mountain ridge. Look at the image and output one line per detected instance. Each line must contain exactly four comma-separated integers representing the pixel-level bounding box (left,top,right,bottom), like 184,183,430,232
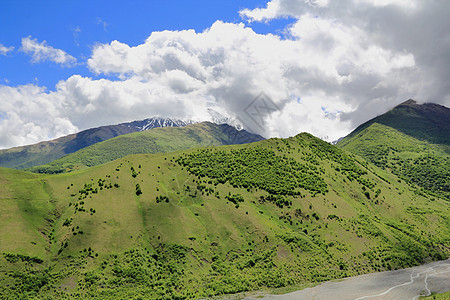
0,117,197,169
345,99,450,145
27,122,265,174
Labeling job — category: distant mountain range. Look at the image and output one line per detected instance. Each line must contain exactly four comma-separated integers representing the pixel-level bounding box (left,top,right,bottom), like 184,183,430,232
28,122,264,174
0,117,212,169
122,117,195,132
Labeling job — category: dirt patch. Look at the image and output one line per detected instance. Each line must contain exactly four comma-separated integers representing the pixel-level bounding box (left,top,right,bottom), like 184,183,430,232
57,275,78,293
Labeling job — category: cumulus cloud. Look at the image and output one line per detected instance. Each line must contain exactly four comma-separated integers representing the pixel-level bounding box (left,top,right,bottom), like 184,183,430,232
0,84,78,148
1,0,449,149
0,44,14,55
21,36,77,66
86,16,418,139
241,0,450,126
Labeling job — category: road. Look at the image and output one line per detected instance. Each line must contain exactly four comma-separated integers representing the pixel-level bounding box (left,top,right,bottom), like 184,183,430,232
245,259,450,300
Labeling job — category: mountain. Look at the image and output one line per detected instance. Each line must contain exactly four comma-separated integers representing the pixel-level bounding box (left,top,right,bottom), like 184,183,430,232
0,117,194,170
343,99,450,145
1,132,448,299
27,122,265,174
337,100,450,199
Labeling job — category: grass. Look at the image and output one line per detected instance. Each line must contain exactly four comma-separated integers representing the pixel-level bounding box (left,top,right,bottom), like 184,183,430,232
0,133,448,299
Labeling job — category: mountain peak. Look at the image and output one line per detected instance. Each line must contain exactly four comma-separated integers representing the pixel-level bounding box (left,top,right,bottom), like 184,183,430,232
397,99,417,106
341,99,450,145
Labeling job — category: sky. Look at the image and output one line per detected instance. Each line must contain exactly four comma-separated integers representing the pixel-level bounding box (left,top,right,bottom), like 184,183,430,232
0,0,449,149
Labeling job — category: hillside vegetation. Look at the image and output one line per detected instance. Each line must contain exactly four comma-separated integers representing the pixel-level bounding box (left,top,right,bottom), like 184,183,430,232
1,133,448,299
27,122,264,174
338,102,450,200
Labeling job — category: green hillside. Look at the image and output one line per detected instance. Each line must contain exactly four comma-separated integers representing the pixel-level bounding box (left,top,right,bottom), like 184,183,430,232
27,122,264,174
337,101,450,200
0,124,137,170
1,133,448,299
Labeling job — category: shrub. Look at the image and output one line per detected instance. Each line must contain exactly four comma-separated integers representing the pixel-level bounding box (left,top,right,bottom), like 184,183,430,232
135,184,142,196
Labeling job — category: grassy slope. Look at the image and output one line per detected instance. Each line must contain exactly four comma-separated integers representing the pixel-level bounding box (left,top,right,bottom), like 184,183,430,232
0,124,139,170
27,122,263,174
338,123,449,199
0,134,76,169
0,134,449,299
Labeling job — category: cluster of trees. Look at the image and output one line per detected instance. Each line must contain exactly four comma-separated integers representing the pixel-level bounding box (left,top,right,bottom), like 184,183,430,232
296,134,376,190
135,183,142,196
260,194,292,208
156,195,169,203
177,146,328,196
79,183,97,196
3,253,43,264
400,155,450,199
131,166,138,178
225,193,244,208
77,177,120,198
27,165,66,174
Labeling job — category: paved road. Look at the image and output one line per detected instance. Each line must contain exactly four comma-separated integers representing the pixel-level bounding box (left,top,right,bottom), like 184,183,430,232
245,259,450,300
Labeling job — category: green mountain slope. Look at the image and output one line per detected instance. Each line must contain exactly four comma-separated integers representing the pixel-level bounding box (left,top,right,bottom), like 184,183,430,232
27,122,264,174
0,117,195,170
337,100,450,199
344,99,450,145
1,133,448,299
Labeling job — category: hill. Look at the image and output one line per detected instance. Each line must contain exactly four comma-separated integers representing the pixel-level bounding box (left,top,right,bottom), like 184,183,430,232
337,100,450,200
0,117,193,170
0,133,448,299
27,122,264,174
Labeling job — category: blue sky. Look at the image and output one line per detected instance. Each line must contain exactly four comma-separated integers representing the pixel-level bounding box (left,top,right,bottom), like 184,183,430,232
0,0,449,149
0,0,292,89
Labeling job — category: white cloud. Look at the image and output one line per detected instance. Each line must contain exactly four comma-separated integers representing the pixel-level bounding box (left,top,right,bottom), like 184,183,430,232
240,0,450,125
20,36,77,66
0,44,14,55
0,84,78,148
239,0,284,22
1,0,449,149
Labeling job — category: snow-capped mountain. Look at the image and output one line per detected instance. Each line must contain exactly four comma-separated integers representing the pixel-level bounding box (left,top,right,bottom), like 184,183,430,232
120,117,196,132
0,115,249,170
207,108,243,130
